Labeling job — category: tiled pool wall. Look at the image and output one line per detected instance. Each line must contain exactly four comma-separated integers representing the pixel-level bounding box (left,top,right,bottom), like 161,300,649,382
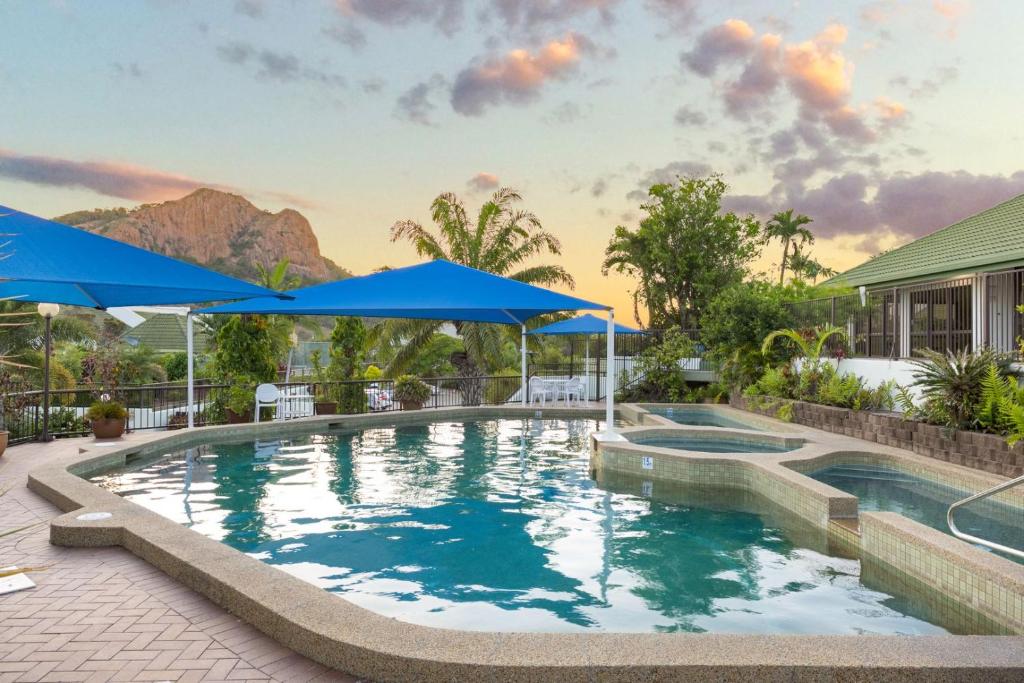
593,405,1024,635
627,402,788,432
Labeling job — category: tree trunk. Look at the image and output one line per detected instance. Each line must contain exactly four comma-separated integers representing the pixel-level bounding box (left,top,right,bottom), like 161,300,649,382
779,238,790,285
450,351,483,406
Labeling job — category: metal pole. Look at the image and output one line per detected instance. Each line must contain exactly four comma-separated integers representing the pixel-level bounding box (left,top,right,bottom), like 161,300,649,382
605,310,615,432
521,324,527,406
186,312,195,429
40,314,53,442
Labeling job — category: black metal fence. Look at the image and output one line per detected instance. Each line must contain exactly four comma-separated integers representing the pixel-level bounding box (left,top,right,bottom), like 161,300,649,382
2,375,525,446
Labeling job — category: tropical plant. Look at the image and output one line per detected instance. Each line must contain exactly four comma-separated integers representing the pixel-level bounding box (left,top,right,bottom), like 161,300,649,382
308,349,334,403
787,244,837,283
617,328,696,402
764,209,814,285
383,188,573,375
603,175,762,327
975,363,1024,443
85,398,127,421
394,375,431,407
363,365,383,381
162,352,189,382
744,365,793,399
211,315,277,383
254,258,302,360
220,381,256,418
0,298,95,368
761,325,847,365
905,348,1002,430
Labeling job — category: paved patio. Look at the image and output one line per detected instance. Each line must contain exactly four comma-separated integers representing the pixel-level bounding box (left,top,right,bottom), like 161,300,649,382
0,434,359,683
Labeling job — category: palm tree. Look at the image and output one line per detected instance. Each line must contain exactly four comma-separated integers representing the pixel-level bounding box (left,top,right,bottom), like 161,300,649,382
382,188,574,376
787,245,837,283
762,325,847,367
255,259,302,291
764,210,814,285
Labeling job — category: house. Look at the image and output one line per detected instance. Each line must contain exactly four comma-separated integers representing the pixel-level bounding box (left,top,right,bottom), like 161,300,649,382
793,193,1024,385
120,313,210,354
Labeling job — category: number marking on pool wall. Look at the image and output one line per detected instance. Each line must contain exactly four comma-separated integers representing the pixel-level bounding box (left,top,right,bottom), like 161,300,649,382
641,480,654,497
641,456,654,470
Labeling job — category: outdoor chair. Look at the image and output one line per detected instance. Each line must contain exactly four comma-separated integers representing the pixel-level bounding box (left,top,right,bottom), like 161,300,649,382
562,377,586,406
254,383,280,423
529,376,557,406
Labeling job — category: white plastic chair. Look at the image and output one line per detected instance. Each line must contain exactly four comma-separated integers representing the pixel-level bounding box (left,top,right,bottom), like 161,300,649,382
564,377,587,406
254,383,280,423
530,377,557,406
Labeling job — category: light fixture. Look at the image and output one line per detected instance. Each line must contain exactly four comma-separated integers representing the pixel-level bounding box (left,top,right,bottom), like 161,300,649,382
36,302,60,318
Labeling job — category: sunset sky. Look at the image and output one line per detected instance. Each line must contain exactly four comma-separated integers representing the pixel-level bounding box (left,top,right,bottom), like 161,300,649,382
3,1,1023,321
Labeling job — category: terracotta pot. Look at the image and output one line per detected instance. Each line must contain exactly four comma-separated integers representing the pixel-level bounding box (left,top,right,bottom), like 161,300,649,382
0,431,8,457
314,401,338,415
400,401,424,411
225,409,252,424
91,418,126,439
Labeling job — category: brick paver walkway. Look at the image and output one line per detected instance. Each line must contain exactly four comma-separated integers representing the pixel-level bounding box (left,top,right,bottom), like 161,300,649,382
0,436,360,683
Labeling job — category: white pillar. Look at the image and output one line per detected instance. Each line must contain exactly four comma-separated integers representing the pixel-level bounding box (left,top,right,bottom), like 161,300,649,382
605,310,615,432
521,324,528,406
186,312,195,429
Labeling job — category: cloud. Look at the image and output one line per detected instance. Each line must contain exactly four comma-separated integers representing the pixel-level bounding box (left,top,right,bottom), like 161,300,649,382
646,0,699,28
722,34,782,118
681,19,755,76
0,149,228,202
467,172,500,192
334,0,464,36
450,34,589,116
889,65,958,99
627,160,712,200
234,0,265,18
395,74,447,125
932,0,969,38
591,177,609,197
673,105,707,126
360,78,385,93
111,62,145,79
216,42,347,88
485,0,620,31
544,101,587,124
782,24,851,112
323,22,367,50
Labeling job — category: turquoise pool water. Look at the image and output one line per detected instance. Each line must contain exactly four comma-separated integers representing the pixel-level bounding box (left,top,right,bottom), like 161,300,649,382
810,464,1024,564
93,419,947,634
646,406,761,430
628,435,796,453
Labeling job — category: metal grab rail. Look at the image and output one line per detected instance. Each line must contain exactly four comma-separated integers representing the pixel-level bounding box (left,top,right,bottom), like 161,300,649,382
947,473,1024,560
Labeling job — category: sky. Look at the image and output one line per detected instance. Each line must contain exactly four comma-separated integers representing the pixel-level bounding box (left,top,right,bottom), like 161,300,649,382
2,0,1023,322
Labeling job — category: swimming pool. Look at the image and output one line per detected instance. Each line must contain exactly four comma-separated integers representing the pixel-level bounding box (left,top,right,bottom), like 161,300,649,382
626,434,798,453
644,405,762,430
810,464,1024,563
92,418,947,634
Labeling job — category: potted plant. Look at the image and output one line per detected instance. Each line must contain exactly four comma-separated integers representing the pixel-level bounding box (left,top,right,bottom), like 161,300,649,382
223,383,254,423
394,375,431,411
309,350,337,415
85,395,128,439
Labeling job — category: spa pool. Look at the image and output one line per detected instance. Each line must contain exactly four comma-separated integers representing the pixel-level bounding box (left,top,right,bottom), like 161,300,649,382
626,434,798,453
644,405,763,430
810,463,1024,563
91,418,949,634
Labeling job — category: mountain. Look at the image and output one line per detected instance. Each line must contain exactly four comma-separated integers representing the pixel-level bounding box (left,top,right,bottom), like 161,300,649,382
55,188,350,284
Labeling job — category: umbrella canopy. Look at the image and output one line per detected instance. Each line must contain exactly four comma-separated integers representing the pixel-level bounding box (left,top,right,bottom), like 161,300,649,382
0,205,281,308
200,259,607,323
529,313,644,336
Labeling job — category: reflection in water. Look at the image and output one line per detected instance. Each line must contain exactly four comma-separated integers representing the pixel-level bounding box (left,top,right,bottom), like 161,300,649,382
93,419,952,634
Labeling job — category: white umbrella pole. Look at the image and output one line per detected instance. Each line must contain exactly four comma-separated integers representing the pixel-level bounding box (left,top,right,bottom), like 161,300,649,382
605,311,615,432
186,312,195,429
521,324,527,406
585,335,590,400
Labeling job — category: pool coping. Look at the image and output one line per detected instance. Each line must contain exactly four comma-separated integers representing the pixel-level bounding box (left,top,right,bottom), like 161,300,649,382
26,405,1024,681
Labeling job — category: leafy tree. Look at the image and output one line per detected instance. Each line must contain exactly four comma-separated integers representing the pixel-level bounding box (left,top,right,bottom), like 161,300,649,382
787,244,837,283
383,188,573,375
603,175,762,327
328,317,368,413
401,333,462,377
0,299,95,368
162,352,189,382
211,316,277,382
764,209,814,285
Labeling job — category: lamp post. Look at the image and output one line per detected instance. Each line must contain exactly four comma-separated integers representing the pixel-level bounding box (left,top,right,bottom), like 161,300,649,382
37,303,59,442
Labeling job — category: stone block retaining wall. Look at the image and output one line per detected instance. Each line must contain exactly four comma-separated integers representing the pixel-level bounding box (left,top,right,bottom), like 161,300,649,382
731,395,1024,478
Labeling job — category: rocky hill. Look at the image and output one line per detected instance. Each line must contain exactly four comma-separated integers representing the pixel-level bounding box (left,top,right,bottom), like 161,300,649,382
55,189,349,284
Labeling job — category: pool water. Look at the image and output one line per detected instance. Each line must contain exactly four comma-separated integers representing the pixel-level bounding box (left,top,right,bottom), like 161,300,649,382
810,464,1024,563
629,436,796,453
93,419,947,634
646,406,761,431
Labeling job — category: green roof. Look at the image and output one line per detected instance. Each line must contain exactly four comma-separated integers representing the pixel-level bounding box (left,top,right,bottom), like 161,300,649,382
832,193,1024,287
120,314,209,353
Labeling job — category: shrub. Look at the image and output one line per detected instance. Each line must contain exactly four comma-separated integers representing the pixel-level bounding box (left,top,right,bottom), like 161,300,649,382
394,375,431,406
162,352,189,382
746,365,793,398
618,328,695,402
906,348,1003,430
363,365,383,381
213,316,277,383
85,399,127,421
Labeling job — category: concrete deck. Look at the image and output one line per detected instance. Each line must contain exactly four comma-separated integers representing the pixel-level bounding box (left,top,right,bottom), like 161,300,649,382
0,433,359,683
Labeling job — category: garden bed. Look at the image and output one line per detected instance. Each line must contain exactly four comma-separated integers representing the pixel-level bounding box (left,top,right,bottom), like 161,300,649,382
732,395,1024,478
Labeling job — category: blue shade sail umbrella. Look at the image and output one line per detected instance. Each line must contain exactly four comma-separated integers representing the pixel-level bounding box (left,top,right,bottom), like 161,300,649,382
201,260,621,433
529,314,645,401
0,205,286,435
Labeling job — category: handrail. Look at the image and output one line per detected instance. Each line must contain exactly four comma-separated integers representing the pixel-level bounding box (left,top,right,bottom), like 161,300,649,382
947,473,1024,560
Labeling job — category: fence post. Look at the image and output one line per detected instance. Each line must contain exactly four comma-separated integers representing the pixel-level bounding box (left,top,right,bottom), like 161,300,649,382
830,296,836,328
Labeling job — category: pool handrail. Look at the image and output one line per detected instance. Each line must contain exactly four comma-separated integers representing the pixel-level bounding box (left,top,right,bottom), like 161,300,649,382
947,473,1024,560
